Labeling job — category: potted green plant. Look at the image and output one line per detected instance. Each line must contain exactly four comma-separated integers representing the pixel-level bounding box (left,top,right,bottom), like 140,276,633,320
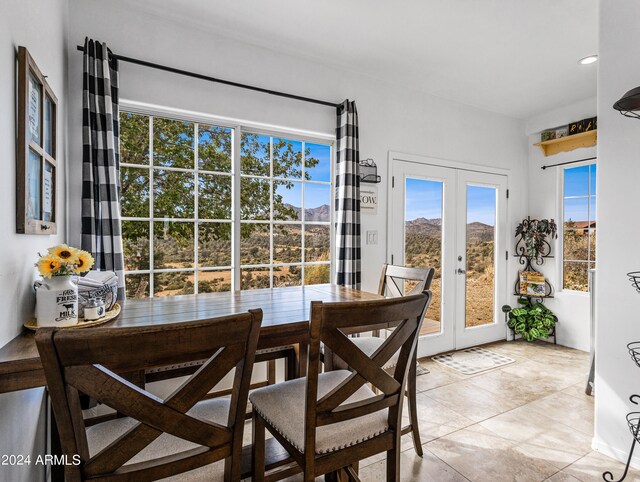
515,217,558,261
502,300,558,342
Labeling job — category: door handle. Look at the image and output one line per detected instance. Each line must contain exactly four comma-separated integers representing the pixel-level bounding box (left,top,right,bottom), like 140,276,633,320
457,268,466,274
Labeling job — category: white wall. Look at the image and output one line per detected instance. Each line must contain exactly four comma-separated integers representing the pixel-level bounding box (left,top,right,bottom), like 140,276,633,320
525,97,597,352
594,0,640,465
66,0,528,297
0,0,68,480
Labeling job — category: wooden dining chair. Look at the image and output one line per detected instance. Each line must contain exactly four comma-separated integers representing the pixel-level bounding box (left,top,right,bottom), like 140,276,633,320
250,293,431,482
328,264,435,456
35,310,262,482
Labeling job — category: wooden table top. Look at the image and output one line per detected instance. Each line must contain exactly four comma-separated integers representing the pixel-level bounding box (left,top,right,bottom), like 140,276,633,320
0,284,381,394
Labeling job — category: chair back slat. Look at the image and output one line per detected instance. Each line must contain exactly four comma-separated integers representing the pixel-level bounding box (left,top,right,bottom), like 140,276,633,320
36,309,262,482
304,293,431,456
378,263,435,298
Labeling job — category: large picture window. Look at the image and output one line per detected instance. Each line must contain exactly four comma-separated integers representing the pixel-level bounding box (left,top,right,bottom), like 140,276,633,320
562,163,596,291
120,110,332,298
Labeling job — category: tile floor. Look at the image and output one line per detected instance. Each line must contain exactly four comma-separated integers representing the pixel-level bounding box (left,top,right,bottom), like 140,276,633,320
191,340,638,481
354,340,632,482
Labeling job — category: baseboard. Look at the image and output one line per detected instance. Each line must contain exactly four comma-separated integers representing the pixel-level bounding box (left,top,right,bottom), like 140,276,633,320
592,436,640,469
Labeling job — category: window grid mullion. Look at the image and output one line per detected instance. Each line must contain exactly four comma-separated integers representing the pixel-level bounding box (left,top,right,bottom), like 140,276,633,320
149,115,155,297
194,122,199,295
232,126,241,291
301,140,306,286
269,136,274,288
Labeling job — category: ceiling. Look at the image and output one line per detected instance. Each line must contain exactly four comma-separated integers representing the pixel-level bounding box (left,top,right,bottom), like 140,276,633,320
129,0,598,120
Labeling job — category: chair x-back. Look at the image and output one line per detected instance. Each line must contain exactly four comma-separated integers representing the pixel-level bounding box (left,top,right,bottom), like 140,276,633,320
36,310,262,482
250,293,431,482
329,263,435,456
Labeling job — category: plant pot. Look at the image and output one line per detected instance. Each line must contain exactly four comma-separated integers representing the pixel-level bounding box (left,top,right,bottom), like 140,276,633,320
36,275,79,327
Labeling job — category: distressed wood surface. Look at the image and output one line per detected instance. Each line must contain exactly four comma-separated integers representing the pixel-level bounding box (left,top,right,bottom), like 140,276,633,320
0,285,381,394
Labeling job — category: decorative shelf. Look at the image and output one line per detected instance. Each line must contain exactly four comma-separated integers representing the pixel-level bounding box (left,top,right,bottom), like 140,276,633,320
534,130,597,157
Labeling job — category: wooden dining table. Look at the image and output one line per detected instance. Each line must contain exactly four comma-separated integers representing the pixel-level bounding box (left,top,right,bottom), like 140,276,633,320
0,284,382,480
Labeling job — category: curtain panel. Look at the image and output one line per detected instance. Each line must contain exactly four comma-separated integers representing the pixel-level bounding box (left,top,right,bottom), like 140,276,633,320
335,99,361,289
81,38,126,299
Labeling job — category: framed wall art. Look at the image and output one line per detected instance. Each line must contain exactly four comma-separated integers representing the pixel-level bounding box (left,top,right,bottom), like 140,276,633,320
16,46,58,234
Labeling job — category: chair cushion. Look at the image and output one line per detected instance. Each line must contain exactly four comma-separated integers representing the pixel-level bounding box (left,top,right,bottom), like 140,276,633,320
249,370,388,455
86,398,230,468
332,336,398,370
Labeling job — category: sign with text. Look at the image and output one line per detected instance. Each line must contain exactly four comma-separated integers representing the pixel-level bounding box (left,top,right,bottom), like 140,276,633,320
360,187,378,215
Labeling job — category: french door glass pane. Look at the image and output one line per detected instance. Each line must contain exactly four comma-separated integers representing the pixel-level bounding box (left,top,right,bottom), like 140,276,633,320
465,185,496,328
404,178,443,335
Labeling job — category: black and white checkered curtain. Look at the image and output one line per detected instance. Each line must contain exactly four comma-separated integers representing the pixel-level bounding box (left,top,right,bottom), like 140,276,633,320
335,100,361,289
81,38,125,300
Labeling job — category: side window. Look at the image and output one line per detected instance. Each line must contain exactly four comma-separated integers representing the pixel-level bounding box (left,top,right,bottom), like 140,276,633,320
562,164,596,291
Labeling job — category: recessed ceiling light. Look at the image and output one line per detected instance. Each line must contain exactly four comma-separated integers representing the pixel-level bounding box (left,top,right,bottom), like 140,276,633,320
579,55,598,65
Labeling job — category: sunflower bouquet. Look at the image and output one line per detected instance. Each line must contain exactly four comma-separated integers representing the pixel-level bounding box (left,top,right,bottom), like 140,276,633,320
36,244,95,278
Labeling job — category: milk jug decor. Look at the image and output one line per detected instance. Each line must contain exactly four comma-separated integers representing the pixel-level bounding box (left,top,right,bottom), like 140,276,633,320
35,244,95,327
36,275,79,327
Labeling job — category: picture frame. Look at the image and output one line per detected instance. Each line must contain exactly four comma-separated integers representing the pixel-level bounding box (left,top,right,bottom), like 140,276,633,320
16,46,58,234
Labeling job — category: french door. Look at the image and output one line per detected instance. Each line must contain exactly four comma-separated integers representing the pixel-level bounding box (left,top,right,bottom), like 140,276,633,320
389,159,508,357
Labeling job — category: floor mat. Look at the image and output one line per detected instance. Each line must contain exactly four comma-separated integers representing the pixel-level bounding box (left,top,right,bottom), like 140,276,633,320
432,347,514,375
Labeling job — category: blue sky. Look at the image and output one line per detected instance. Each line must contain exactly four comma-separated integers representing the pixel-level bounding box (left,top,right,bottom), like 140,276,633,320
405,178,496,226
564,164,596,222
239,135,331,209
405,178,444,221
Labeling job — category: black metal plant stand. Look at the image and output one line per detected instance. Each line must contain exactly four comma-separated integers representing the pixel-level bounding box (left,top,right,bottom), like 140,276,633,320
509,219,557,343
603,274,640,481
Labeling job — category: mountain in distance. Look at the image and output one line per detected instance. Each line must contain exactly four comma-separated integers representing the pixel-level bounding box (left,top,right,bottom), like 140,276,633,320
283,203,330,222
406,217,494,242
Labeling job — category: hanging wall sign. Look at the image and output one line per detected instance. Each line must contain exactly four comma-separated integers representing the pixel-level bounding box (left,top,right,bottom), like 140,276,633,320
360,187,378,215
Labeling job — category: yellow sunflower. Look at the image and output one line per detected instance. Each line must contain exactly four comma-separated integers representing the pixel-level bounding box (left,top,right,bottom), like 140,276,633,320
48,244,78,261
73,250,95,274
37,255,62,278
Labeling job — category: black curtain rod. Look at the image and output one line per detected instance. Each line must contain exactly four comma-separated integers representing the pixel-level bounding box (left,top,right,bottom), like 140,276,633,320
541,156,597,170
76,45,341,109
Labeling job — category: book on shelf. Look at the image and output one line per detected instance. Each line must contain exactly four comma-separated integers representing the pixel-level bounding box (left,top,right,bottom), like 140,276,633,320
519,271,546,296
